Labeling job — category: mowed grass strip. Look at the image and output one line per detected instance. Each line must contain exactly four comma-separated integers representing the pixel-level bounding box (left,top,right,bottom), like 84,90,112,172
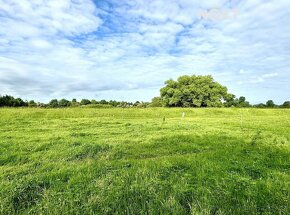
0,108,289,214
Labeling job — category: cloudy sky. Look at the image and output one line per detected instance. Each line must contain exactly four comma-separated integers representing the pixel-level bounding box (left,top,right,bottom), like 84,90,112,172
0,0,289,103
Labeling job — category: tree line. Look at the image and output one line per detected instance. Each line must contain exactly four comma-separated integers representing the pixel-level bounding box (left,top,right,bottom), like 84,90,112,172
1,75,289,108
0,95,149,108
1,94,288,109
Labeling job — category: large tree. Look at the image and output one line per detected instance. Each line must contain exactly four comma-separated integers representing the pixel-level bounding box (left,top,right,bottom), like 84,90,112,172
160,75,232,107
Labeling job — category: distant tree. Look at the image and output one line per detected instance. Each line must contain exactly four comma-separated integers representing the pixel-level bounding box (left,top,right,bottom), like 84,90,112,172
70,99,79,107
150,97,163,107
0,95,27,107
237,96,251,107
59,99,70,107
37,103,47,108
224,94,237,107
160,75,231,107
108,100,119,107
49,99,59,108
118,101,131,108
137,102,149,108
100,99,108,105
254,103,266,108
28,100,37,107
91,99,98,104
13,98,26,107
238,96,246,103
281,101,290,108
266,100,275,108
0,96,3,106
0,95,14,107
133,101,140,106
80,99,91,106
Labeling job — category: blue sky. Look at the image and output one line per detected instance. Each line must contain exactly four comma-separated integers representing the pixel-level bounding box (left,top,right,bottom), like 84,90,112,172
0,0,289,104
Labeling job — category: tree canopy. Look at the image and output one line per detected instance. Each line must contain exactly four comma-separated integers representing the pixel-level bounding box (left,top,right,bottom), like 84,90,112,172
160,75,232,107
0,95,26,107
266,100,275,107
281,101,290,108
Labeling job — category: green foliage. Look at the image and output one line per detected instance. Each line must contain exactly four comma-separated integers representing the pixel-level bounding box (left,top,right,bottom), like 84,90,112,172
0,108,289,214
80,99,91,106
117,101,133,108
108,100,119,107
239,96,246,103
91,99,98,104
58,99,71,107
236,96,251,107
70,99,80,107
281,101,290,108
0,95,27,107
160,75,230,107
223,93,236,107
254,103,266,108
224,96,251,107
100,99,108,105
28,100,37,107
133,101,140,106
0,94,288,109
136,102,149,108
48,99,58,108
150,97,163,107
266,100,275,108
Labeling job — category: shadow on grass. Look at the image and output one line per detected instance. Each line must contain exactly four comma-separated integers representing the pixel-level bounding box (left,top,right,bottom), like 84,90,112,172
111,134,238,160
67,143,111,161
102,134,290,214
12,180,49,212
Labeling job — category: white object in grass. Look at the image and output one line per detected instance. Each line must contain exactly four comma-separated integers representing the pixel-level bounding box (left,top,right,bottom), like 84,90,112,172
182,112,185,118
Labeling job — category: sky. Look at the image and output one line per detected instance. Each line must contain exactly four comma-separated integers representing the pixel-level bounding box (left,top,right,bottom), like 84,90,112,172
0,0,289,104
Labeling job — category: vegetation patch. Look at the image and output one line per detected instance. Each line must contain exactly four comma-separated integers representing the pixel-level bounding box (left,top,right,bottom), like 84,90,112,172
11,181,49,212
68,144,111,161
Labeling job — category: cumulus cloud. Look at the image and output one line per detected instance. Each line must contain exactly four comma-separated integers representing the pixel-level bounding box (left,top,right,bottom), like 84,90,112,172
0,0,289,103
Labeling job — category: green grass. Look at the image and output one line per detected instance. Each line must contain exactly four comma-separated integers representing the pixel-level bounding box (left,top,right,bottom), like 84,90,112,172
0,108,289,214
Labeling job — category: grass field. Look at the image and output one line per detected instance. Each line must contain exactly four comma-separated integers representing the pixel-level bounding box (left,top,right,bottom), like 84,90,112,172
0,108,289,214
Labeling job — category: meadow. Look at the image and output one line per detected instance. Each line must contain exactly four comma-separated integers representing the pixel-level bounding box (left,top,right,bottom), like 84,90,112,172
0,108,289,214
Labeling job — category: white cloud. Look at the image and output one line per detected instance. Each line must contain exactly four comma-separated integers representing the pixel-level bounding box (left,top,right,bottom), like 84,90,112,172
30,39,52,49
0,0,289,103
262,73,278,78
0,0,102,37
